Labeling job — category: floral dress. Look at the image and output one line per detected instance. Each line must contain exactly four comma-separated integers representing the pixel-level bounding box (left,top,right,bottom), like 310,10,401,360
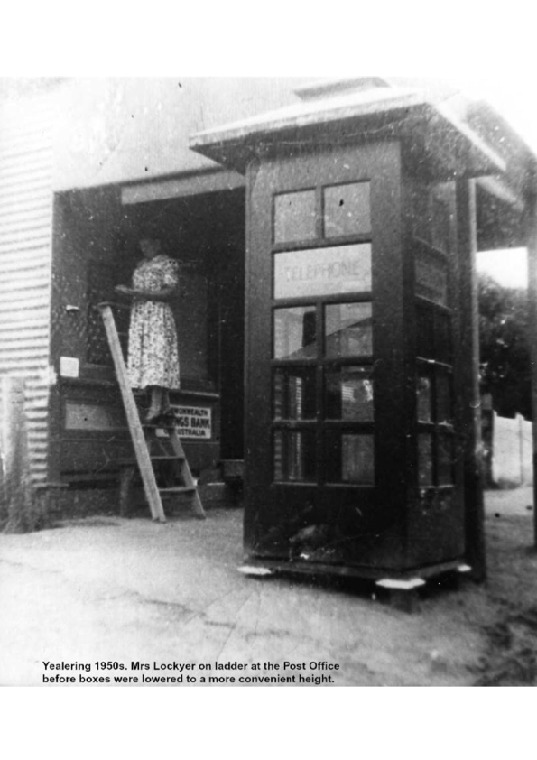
127,254,181,390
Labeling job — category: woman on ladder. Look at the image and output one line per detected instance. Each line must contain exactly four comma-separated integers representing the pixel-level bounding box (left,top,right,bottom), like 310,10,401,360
116,236,181,422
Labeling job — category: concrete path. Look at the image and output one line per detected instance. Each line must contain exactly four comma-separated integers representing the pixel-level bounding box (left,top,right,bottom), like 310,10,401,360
485,485,533,516
0,506,493,687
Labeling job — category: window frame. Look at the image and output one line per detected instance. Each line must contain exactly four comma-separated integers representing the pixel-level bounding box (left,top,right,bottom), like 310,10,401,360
270,179,375,488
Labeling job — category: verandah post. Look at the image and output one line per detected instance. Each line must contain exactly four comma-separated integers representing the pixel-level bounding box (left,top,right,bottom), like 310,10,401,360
457,178,486,580
523,162,537,547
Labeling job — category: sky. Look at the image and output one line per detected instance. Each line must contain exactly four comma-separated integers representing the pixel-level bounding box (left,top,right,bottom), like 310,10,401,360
477,248,528,289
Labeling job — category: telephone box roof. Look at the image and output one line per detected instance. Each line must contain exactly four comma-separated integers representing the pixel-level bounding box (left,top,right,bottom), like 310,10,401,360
190,81,507,177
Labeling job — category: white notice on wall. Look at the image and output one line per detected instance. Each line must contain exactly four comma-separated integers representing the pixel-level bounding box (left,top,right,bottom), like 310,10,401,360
59,356,80,378
172,405,212,440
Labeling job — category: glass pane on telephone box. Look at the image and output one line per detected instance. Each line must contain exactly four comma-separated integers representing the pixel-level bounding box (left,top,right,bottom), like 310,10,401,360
323,182,371,238
274,190,316,244
325,367,374,421
273,430,317,483
273,306,317,359
325,302,373,357
325,432,375,485
273,368,317,420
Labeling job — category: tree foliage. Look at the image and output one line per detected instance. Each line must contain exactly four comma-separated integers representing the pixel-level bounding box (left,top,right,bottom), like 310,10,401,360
478,273,532,420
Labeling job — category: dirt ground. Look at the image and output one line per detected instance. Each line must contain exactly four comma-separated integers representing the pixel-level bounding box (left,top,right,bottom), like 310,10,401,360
1,487,536,687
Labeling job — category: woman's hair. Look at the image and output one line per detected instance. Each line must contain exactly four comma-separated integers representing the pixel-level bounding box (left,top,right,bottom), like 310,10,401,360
140,236,161,247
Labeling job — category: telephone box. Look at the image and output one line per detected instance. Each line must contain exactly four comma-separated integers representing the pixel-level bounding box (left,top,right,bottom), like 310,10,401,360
191,81,501,580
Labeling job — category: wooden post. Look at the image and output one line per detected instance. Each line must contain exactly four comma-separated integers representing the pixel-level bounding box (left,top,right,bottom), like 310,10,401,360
1,376,38,533
456,178,486,581
523,163,537,546
517,413,525,486
119,466,136,517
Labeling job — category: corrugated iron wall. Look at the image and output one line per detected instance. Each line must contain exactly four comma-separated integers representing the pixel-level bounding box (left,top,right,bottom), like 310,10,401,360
0,90,54,484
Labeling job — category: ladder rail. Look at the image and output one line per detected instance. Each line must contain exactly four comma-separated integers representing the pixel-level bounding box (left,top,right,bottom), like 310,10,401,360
97,302,166,523
168,428,206,518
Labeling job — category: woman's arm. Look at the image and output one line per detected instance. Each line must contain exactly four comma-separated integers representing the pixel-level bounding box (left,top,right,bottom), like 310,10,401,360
115,284,177,302
136,285,177,302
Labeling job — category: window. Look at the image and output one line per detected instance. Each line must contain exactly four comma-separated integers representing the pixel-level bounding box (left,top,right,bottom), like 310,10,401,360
417,363,454,487
417,374,432,422
273,430,316,482
418,433,433,486
323,182,371,238
325,432,375,485
271,179,374,487
273,367,317,420
436,370,452,423
411,180,454,255
273,306,317,359
415,247,448,307
325,302,373,358
416,302,452,364
325,367,374,421
438,435,454,485
274,190,316,244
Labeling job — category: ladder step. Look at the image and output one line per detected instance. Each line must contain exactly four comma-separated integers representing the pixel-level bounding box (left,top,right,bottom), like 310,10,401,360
159,486,197,494
117,455,185,466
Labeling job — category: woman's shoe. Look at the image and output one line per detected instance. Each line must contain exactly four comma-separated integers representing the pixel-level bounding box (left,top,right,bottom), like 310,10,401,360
155,407,175,423
144,407,161,423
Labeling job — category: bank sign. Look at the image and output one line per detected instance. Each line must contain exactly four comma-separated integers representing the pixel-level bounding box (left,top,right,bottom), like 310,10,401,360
172,405,212,440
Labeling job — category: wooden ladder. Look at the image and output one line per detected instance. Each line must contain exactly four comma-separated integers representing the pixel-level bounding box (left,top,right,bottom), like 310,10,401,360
97,302,206,522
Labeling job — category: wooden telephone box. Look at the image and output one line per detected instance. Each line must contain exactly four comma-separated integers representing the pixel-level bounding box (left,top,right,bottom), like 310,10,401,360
191,80,502,581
